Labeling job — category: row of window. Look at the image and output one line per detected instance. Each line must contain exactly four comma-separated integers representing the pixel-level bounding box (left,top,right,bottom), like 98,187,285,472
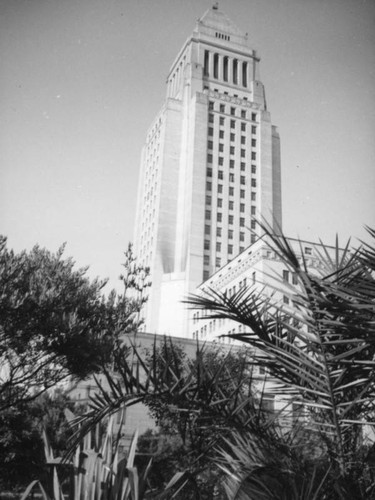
205,225,254,239
215,31,230,41
208,137,257,148
207,169,257,186
208,151,256,162
207,158,257,173
206,201,257,219
208,126,257,139
205,228,247,241
204,233,256,251
209,115,256,130
209,101,257,121
205,213,252,225
206,183,257,202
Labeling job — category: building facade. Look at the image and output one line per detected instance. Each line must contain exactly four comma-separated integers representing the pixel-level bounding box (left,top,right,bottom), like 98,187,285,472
134,6,282,336
190,236,341,342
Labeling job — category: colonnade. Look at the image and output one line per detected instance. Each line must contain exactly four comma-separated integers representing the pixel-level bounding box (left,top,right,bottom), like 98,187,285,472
203,50,257,88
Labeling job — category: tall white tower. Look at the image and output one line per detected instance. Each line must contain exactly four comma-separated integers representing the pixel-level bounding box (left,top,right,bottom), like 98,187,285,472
134,5,282,337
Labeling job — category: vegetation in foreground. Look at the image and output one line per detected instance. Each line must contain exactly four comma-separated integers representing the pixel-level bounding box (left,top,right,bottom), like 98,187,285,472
2,225,375,498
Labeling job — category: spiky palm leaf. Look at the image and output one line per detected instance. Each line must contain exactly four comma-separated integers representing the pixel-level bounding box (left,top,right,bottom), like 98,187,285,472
187,224,375,489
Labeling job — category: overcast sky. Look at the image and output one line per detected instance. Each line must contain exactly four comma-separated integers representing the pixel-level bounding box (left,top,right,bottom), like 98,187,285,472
1,0,374,291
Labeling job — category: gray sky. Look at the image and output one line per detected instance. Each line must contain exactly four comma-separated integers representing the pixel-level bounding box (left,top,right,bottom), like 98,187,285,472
1,0,374,290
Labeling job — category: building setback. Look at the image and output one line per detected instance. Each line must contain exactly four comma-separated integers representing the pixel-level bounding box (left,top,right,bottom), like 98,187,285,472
134,5,282,337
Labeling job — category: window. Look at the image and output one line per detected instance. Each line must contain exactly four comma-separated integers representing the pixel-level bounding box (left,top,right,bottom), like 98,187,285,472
230,133,235,141
218,184,223,193
251,152,256,160
205,210,211,220
283,295,290,305
228,244,233,254
241,109,246,118
216,257,221,267
230,107,235,115
228,229,233,239
240,162,246,171
252,139,256,147
251,234,256,243
251,112,257,121
208,127,214,136
251,191,256,201
207,155,213,164
251,164,256,174
228,215,234,224
251,220,256,229
204,240,210,250
229,173,234,182
292,273,298,285
205,225,210,234
241,122,246,132
218,143,224,153
240,203,245,212
230,159,235,168
240,218,245,227
283,270,289,282
233,59,238,84
204,255,209,265
305,247,312,255
207,167,212,177
216,227,222,237
240,176,245,185
218,156,224,166
203,50,209,76
241,149,246,157
230,146,235,155
206,195,211,205
220,104,225,112
217,198,223,207
229,186,234,196
241,136,246,144
218,170,223,180
209,101,214,110
219,117,225,125
209,114,214,123
219,130,224,139
251,206,256,215
216,242,221,252
251,178,256,187
229,200,234,210
240,232,245,241
203,270,209,281
230,119,235,129
206,181,212,191
240,189,245,198
217,212,222,222
251,125,256,134
207,140,213,149
213,53,219,78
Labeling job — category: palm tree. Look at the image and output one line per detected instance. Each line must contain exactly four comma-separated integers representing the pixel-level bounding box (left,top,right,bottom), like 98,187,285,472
187,224,375,498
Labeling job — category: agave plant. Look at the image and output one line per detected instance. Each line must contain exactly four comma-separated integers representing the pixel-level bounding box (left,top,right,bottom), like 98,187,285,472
21,411,153,500
187,225,375,498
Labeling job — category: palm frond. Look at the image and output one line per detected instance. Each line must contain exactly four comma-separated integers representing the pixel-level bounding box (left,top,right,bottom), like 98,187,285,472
187,223,375,480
